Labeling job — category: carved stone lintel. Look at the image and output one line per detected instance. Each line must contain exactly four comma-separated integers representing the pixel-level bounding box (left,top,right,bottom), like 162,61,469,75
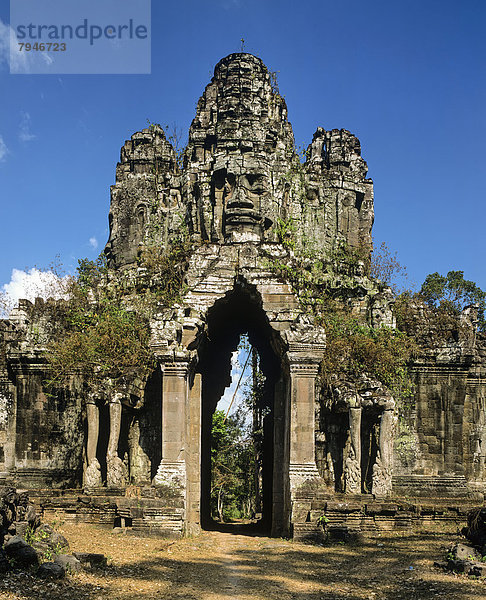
288,356,321,378
161,361,190,378
285,315,326,355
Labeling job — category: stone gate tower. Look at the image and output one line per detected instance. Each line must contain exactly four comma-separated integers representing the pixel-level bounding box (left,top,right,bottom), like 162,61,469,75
2,53,484,539
100,52,380,536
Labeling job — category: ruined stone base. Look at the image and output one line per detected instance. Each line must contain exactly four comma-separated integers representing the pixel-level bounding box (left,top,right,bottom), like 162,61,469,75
392,475,478,499
0,468,79,489
29,487,186,539
289,463,321,494
292,494,483,542
153,460,186,491
18,484,486,542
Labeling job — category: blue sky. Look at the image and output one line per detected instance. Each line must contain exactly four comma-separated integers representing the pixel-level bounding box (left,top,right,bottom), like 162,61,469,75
1,0,485,302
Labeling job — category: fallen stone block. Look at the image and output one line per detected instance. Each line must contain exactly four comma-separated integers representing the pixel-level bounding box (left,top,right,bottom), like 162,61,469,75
468,562,486,577
54,554,82,573
447,558,475,574
73,551,107,568
37,561,65,579
451,542,481,561
4,536,39,568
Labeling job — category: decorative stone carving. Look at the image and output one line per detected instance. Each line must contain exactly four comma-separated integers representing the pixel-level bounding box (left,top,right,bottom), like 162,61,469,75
106,455,128,488
106,395,127,488
84,399,102,488
371,289,396,329
84,458,102,488
372,409,396,497
344,407,362,494
285,315,326,353
105,125,182,269
153,460,186,492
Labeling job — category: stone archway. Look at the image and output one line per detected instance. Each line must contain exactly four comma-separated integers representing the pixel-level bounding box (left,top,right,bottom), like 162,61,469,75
196,280,284,533
151,260,327,537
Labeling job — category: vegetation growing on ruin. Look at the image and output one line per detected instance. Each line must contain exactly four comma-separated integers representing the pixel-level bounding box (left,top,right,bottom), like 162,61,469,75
44,230,192,392
45,255,155,391
272,210,485,414
274,216,297,252
393,271,486,347
370,241,408,293
268,232,418,411
317,300,417,404
136,223,191,306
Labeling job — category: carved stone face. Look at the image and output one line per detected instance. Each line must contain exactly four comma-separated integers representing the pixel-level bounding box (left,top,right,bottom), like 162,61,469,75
213,168,268,240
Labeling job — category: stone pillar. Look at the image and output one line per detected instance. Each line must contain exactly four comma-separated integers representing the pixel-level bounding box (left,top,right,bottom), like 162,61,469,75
185,372,201,535
372,409,395,497
153,360,188,492
106,394,127,488
127,418,151,484
84,398,102,488
344,407,362,494
288,356,321,491
1,368,17,475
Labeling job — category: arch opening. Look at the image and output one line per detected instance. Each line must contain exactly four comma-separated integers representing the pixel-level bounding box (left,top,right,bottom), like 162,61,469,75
196,280,285,534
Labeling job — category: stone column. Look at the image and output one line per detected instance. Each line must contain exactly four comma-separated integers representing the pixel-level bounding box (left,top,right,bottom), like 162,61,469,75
185,372,201,535
153,360,188,492
106,394,127,488
288,356,321,491
86,400,99,465
372,409,395,497
84,398,102,488
1,368,18,475
344,407,362,494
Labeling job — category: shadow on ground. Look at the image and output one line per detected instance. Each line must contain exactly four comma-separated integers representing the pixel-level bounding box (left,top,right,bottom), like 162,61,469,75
1,529,484,600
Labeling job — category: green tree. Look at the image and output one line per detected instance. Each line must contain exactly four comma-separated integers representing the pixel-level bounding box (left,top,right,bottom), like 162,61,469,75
46,256,154,392
419,270,486,329
318,302,417,407
370,241,408,293
210,409,255,522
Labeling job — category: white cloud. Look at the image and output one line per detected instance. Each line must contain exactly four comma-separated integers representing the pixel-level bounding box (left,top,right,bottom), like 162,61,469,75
19,111,35,142
1,268,70,315
89,237,98,249
0,19,30,73
0,19,11,69
0,136,8,161
0,18,53,74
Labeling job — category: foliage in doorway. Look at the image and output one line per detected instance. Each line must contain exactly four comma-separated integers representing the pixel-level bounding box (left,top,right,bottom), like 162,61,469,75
210,409,256,522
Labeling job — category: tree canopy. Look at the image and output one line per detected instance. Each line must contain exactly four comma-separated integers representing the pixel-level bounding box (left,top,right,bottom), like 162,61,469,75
419,270,486,329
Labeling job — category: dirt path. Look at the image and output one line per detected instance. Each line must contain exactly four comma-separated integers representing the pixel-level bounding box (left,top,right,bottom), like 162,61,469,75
0,523,485,600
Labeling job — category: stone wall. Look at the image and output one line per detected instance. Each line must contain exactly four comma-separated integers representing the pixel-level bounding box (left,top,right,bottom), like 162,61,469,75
0,302,85,489
392,305,486,497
